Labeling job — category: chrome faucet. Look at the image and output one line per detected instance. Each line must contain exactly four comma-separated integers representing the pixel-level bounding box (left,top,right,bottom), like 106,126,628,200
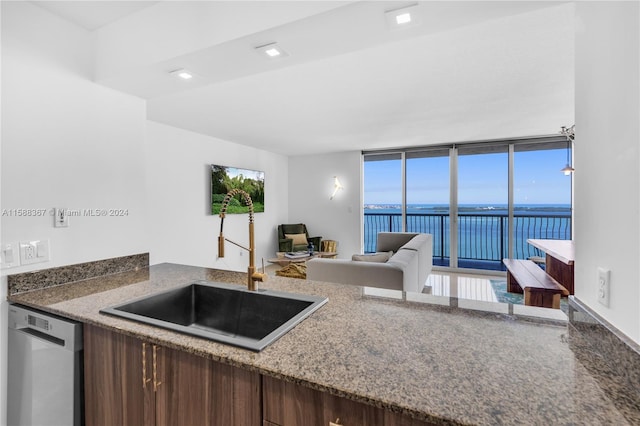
218,189,267,291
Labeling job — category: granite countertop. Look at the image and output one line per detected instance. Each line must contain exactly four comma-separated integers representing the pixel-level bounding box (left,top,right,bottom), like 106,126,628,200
8,263,640,425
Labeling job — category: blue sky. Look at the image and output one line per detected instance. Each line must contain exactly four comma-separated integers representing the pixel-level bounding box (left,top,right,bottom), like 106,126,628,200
364,149,572,205
223,166,264,182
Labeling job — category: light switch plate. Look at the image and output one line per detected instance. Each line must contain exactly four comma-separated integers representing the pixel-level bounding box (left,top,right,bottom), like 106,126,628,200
54,208,69,227
1,242,21,269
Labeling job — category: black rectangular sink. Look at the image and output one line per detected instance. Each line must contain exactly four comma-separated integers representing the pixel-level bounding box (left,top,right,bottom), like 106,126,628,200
100,280,327,351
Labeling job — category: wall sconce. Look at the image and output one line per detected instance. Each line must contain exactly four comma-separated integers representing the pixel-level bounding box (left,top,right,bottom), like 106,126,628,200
560,125,575,175
330,176,344,200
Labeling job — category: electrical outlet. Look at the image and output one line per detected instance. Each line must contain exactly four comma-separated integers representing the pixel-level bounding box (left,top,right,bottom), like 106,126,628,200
597,267,610,307
19,240,50,265
24,244,35,260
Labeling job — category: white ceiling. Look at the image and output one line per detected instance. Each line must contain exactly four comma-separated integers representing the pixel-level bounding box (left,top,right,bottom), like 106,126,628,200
30,1,575,156
32,1,159,31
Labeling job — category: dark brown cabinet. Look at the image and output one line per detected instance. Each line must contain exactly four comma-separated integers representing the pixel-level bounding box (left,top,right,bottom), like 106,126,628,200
262,376,435,426
83,324,261,426
84,324,435,426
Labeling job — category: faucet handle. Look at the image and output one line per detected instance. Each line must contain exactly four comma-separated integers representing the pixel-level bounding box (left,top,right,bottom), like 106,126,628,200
252,260,267,283
253,271,267,283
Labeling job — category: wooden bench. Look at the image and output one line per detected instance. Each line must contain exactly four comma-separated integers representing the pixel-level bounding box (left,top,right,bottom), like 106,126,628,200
502,259,569,309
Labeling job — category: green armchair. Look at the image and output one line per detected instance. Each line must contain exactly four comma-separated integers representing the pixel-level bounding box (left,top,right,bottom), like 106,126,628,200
278,223,322,253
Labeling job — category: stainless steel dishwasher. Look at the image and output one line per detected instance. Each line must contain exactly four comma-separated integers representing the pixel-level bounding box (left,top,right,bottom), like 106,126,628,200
8,304,83,426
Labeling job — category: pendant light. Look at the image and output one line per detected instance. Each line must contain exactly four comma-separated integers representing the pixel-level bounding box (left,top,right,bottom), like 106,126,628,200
560,125,575,175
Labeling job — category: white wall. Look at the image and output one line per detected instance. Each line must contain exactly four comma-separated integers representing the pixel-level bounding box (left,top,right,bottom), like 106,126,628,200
288,152,362,259
1,2,149,272
574,2,640,343
0,2,151,424
0,9,638,426
145,121,289,271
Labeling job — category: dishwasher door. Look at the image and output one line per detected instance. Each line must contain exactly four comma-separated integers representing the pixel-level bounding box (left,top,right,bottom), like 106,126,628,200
8,304,83,426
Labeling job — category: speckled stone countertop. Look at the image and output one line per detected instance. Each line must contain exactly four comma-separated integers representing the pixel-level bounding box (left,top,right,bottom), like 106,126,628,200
8,263,640,425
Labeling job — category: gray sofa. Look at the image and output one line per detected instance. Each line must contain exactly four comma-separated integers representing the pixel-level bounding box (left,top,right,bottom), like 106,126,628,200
307,232,433,292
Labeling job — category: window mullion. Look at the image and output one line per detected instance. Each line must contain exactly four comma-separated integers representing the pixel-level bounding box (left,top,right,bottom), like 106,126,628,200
450,147,458,269
401,152,406,232
508,144,514,259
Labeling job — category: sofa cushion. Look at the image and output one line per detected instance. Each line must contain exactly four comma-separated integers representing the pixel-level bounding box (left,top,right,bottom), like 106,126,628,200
285,233,308,246
352,251,393,263
386,249,414,268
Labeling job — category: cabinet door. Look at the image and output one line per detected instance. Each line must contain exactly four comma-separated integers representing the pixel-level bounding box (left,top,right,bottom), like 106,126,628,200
85,324,262,426
84,324,154,426
262,376,434,426
154,346,261,426
153,345,212,426
263,375,382,426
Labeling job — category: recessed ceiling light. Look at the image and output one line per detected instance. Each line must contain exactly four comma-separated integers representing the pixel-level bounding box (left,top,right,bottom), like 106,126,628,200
265,47,281,57
169,69,193,80
396,12,412,25
385,4,421,29
255,42,289,59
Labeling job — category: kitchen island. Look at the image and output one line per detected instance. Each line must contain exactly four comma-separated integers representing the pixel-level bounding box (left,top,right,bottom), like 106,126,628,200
7,262,640,425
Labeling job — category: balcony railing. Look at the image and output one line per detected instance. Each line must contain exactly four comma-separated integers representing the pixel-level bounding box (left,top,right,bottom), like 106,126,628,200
364,212,571,269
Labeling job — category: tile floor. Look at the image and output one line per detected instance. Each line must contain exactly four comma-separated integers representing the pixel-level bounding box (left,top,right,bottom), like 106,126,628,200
267,262,509,305
267,263,569,318
424,270,506,303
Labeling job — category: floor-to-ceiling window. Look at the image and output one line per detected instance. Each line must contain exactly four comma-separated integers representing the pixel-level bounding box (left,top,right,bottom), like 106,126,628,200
512,143,573,261
456,145,508,270
363,153,402,253
406,149,450,266
363,136,572,271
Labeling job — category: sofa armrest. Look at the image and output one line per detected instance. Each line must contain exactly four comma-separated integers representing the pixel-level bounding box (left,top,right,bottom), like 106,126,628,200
279,238,293,252
376,232,419,252
306,258,403,291
398,234,433,286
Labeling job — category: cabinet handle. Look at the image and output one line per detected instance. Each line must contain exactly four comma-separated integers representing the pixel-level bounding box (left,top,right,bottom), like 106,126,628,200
329,418,342,426
141,343,151,389
152,345,162,392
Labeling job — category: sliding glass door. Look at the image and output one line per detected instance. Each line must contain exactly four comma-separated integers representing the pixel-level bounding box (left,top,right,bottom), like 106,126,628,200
456,146,508,270
363,137,572,271
406,149,450,266
363,153,402,253
512,144,572,260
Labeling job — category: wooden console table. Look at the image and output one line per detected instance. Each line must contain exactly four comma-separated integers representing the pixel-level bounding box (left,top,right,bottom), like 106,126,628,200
267,251,337,267
267,252,338,280
527,239,574,295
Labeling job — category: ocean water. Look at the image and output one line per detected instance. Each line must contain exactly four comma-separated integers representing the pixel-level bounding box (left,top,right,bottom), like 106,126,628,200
365,203,571,215
363,204,571,263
